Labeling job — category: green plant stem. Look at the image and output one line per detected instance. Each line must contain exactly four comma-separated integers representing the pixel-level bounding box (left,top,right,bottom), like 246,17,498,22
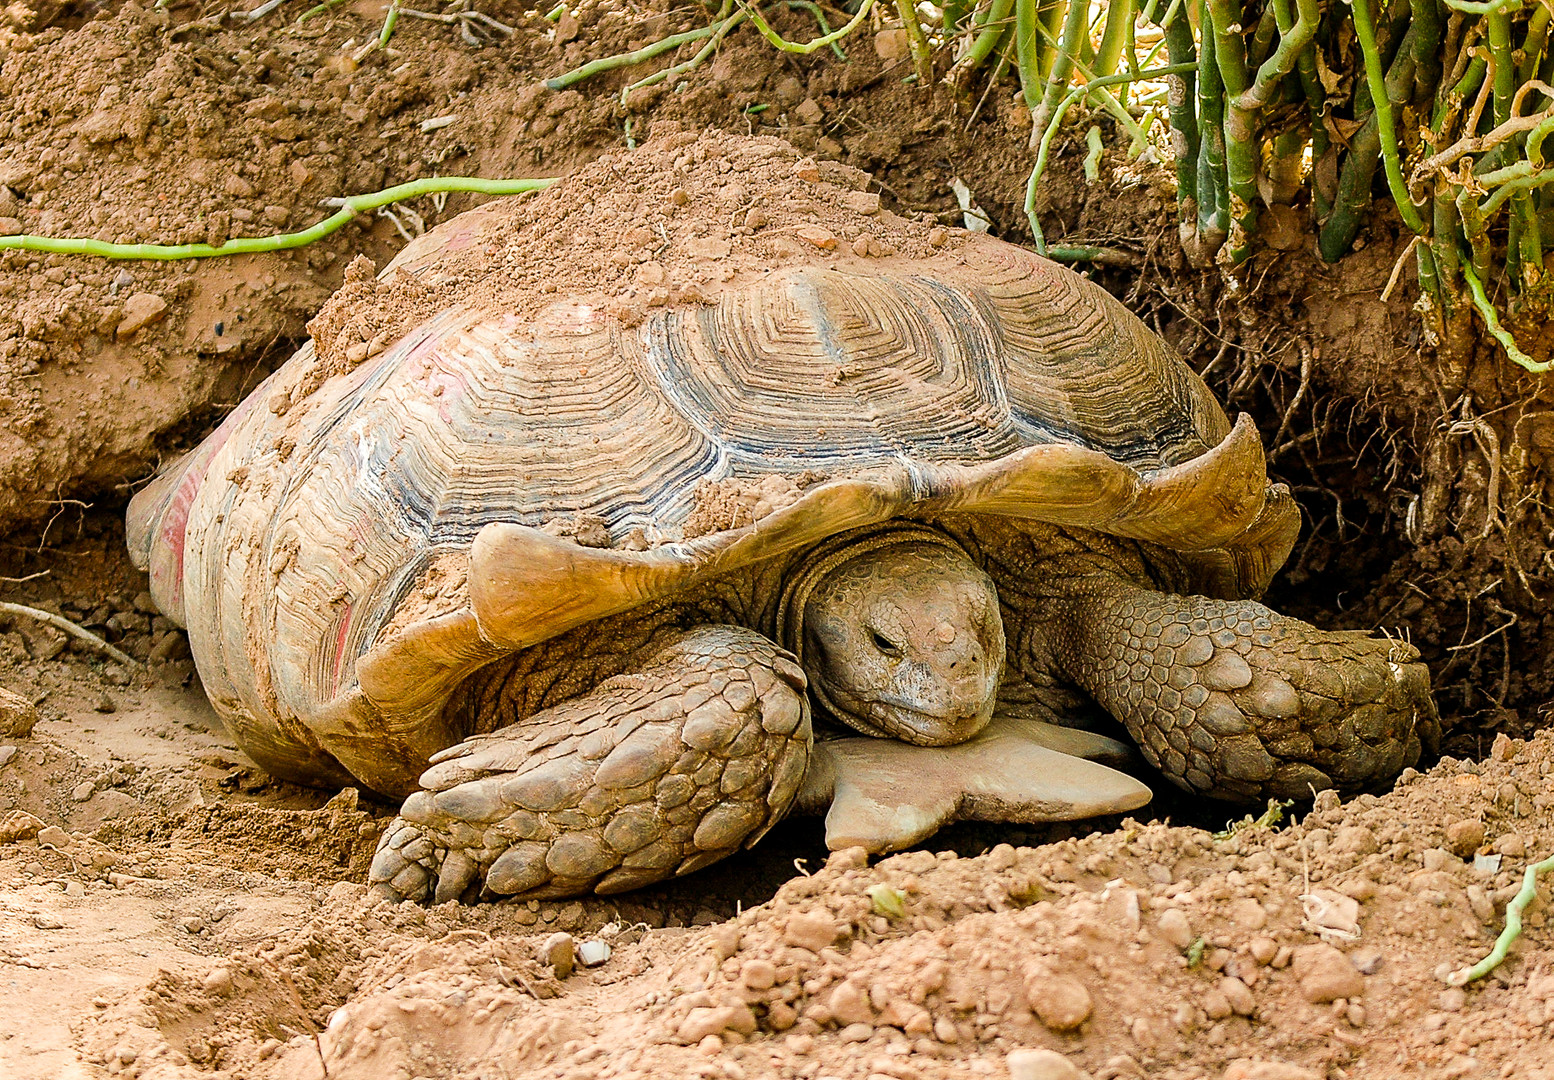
0,177,557,260
783,0,848,60
1458,183,1493,279
295,0,347,23
1015,0,1043,110
741,0,877,54
1205,0,1258,258
893,0,933,83
1093,0,1134,81
1025,62,1201,247
957,0,1016,74
1155,1,1201,239
1036,0,1067,75
1479,157,1554,215
1319,24,1419,260
1432,190,1461,301
377,0,400,47
545,11,728,90
1452,853,1554,982
1517,3,1552,86
1243,0,1320,109
1433,54,1488,133
1353,0,1429,234
1487,3,1517,131
621,8,748,99
1440,0,1521,15
1456,255,1552,371
1411,0,1446,107
1195,0,1230,256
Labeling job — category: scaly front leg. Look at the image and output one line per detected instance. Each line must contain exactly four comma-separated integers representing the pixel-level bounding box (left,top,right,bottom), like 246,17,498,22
368,626,811,903
1049,576,1439,801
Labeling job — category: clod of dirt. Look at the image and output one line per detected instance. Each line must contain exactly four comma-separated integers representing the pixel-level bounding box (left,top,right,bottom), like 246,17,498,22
0,685,37,735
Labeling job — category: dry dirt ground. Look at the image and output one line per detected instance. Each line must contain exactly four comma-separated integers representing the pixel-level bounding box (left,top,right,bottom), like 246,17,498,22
1,0,1553,1077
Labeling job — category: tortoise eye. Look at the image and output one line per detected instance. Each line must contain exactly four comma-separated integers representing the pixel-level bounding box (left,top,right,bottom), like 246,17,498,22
871,630,902,657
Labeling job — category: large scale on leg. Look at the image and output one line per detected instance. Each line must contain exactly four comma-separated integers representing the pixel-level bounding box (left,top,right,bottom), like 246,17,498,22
126,169,1439,904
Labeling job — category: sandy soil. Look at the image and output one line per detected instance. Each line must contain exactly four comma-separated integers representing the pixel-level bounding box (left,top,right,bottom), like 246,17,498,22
1,0,1553,1077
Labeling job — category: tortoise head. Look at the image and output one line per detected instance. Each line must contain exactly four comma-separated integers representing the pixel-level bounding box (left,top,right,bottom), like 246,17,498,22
784,529,1004,746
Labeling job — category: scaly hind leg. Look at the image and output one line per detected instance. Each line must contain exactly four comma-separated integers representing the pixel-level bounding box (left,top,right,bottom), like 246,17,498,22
368,626,811,903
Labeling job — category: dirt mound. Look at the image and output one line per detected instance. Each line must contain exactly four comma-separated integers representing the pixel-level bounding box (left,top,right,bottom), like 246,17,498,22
64,729,1554,1080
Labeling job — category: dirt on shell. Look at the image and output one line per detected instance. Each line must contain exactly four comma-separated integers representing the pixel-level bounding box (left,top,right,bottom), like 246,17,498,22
2,0,1554,1077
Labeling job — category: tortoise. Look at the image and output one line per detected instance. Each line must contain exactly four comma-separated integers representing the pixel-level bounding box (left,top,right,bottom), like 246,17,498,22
126,201,1438,904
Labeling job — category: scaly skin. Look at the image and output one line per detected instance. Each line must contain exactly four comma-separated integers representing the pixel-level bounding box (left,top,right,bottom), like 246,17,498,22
369,626,811,902
1050,578,1438,800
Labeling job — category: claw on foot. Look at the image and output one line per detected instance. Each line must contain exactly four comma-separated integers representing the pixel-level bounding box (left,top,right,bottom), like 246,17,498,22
370,626,812,903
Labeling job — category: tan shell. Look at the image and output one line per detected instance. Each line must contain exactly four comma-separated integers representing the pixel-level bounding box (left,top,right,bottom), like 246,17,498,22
127,213,1297,794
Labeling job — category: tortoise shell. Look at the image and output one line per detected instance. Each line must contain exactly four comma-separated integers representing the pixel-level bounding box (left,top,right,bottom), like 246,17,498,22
127,206,1297,795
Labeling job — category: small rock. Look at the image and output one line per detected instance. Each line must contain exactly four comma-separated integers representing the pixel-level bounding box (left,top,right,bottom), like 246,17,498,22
1445,819,1485,857
840,191,881,216
1494,834,1526,858
1156,908,1194,949
70,782,96,803
828,979,874,1026
1024,971,1092,1031
1293,944,1364,1003
1248,936,1279,965
116,293,168,338
539,931,576,977
65,880,84,898
1203,990,1232,1020
577,938,611,967
1220,976,1257,1016
783,910,843,952
1351,946,1385,975
678,1005,755,1043
794,100,824,127
0,746,15,767
794,225,837,251
95,694,118,714
1333,825,1378,855
838,1022,873,1042
928,226,950,248
202,967,234,996
1007,1048,1081,1080
0,688,38,737
35,825,71,849
1229,898,1268,930
686,236,732,261
873,27,910,63
1223,1062,1322,1080
0,811,45,842
741,958,778,990
32,913,64,930
743,207,769,230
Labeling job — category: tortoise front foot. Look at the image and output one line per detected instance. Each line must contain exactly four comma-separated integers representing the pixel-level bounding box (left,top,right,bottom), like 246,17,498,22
1059,582,1439,802
367,626,812,903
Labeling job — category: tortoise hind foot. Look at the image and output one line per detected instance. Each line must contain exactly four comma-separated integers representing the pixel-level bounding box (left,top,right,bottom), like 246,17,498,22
368,626,813,903
1058,582,1439,802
